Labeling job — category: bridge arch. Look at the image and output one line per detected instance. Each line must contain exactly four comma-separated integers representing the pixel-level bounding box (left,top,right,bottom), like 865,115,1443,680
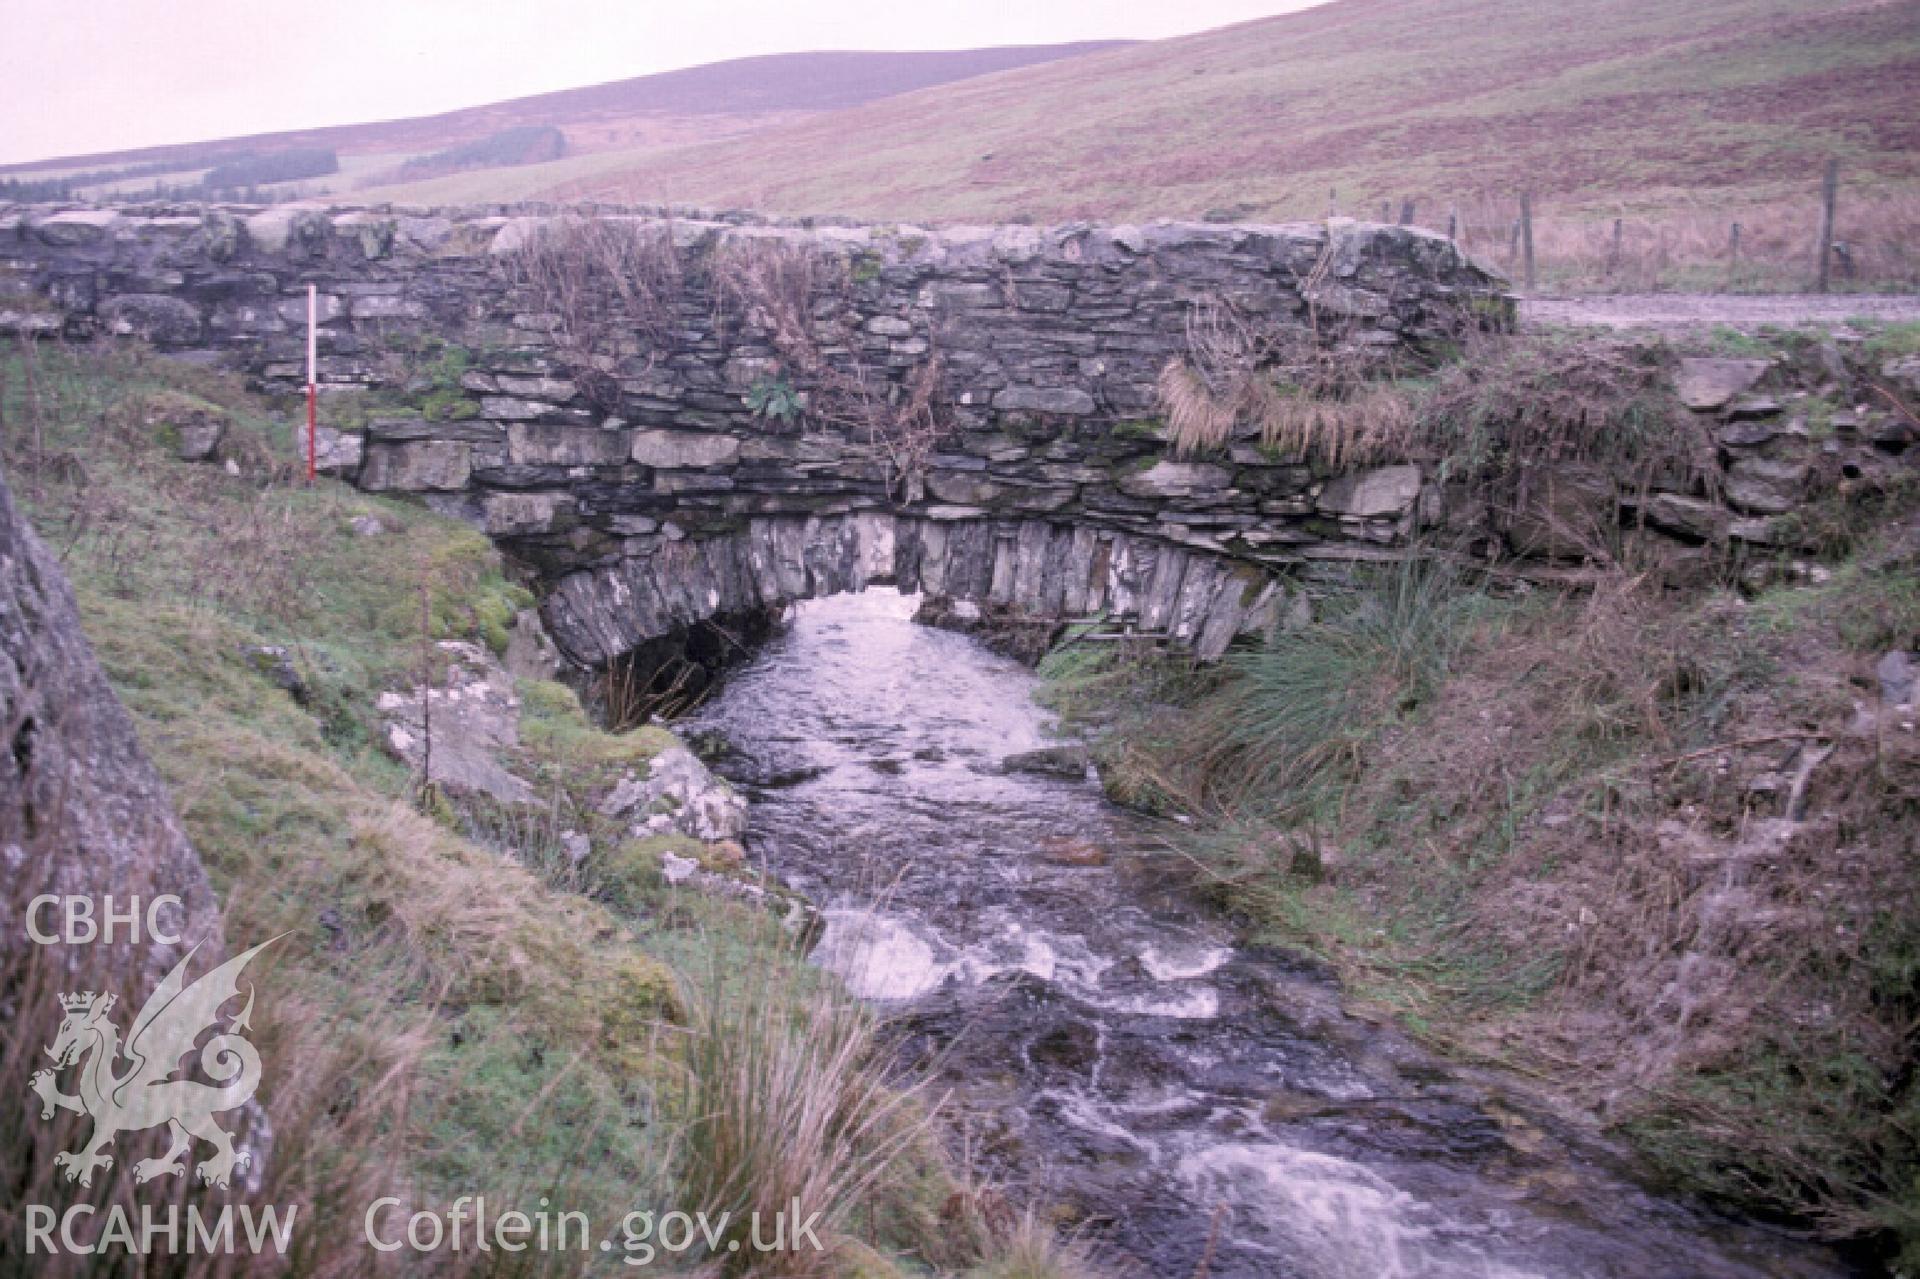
539,513,1295,673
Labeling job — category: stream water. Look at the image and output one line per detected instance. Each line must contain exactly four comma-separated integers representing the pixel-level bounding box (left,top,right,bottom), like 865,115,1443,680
683,589,1850,1279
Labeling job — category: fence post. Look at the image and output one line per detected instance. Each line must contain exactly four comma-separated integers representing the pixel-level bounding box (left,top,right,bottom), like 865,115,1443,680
1447,206,1458,243
1608,217,1623,276
1816,159,1839,293
1380,200,1391,224
1519,192,1537,292
1398,198,1415,226
1327,187,1337,219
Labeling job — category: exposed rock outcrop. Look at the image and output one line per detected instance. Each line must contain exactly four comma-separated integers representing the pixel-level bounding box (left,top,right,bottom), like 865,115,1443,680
0,465,224,973
376,641,537,806
1674,357,1770,410
1002,744,1093,779
602,745,748,843
1,470,258,1237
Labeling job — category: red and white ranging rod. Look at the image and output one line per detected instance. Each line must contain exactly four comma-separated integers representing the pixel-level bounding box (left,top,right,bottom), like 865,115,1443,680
305,283,318,483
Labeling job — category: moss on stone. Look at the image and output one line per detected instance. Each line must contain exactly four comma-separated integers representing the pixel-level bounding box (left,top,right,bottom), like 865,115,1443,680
850,249,884,284
1112,418,1169,440
595,952,684,1070
518,677,676,769
592,834,704,913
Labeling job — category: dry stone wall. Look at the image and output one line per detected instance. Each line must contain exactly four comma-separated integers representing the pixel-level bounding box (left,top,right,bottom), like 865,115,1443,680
1,201,1514,662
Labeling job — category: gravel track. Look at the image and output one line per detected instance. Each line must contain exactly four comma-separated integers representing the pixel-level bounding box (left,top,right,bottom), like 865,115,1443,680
1520,293,1920,331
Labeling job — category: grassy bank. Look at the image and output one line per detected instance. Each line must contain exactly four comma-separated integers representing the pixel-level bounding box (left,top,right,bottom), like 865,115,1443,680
1042,331,1920,1267
0,343,1083,1277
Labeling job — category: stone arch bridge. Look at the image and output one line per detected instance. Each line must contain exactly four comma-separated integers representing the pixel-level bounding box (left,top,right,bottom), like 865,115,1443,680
0,201,1509,668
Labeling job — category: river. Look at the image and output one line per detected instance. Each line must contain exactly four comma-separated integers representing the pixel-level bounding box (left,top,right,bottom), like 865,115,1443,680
683,589,1848,1279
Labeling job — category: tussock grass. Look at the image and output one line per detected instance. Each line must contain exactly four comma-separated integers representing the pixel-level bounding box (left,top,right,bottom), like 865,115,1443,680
1161,361,1417,469
1254,384,1416,472
964,1211,1106,1279
503,216,681,411
1036,633,1213,815
1189,559,1490,810
1420,333,1712,495
1161,324,1705,527
672,938,938,1274
1157,361,1237,458
0,931,435,1279
1158,291,1418,468
1057,325,1920,1251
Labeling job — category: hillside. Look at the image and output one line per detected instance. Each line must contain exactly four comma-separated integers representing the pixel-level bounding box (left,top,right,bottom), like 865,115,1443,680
536,0,1920,224
0,42,1128,201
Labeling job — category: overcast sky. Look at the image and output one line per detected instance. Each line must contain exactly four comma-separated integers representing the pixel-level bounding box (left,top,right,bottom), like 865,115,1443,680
0,1,1321,166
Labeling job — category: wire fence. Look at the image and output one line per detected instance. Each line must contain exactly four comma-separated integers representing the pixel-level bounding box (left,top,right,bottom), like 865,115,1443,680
1339,171,1920,296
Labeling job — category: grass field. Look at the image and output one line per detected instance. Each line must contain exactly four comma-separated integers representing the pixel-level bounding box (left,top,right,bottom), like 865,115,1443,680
352,142,713,206
547,0,1919,223
344,0,1920,293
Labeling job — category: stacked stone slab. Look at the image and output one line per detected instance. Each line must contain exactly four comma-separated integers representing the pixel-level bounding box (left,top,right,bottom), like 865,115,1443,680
539,513,1294,665
0,200,1507,664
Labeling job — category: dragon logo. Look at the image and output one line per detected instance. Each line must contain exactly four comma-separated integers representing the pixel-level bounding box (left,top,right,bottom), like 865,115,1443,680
29,937,282,1189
